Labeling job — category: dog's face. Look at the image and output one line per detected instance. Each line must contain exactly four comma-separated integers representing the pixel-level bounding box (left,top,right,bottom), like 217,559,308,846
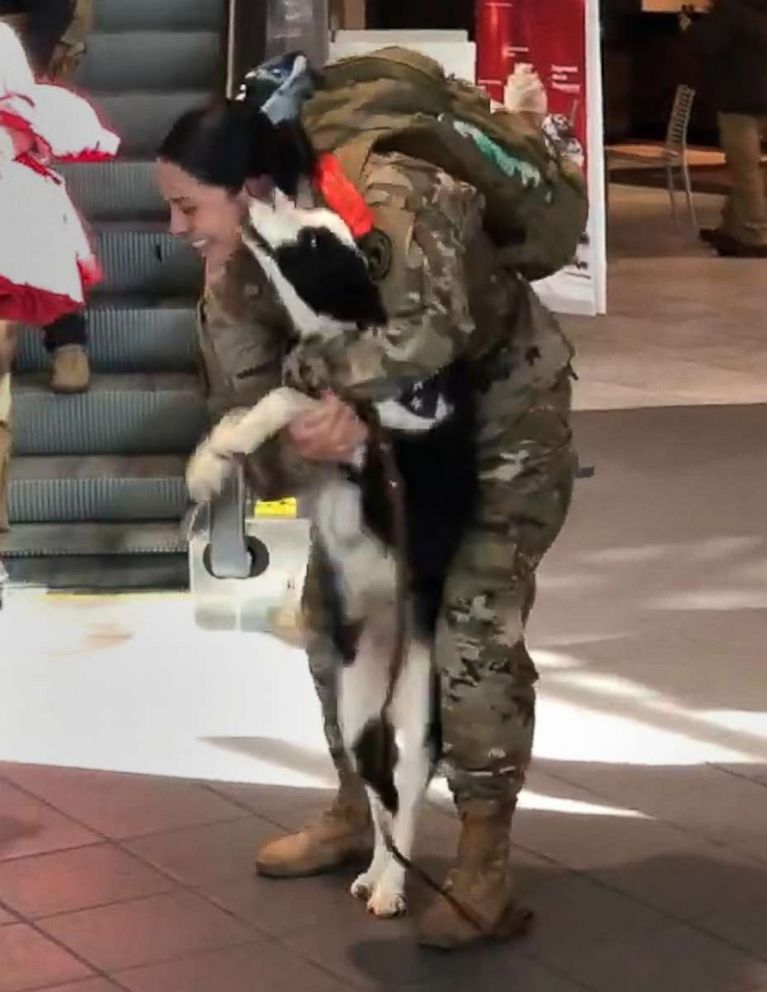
243,191,387,332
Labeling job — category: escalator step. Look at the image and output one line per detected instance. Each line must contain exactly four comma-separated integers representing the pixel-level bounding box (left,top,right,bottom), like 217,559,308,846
13,374,208,456
9,455,188,523
17,303,198,374
76,30,221,93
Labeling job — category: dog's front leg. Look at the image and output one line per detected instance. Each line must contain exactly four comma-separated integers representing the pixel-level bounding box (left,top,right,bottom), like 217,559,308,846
186,387,319,503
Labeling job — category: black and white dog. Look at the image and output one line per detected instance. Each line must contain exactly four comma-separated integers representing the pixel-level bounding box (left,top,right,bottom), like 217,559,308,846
187,189,477,917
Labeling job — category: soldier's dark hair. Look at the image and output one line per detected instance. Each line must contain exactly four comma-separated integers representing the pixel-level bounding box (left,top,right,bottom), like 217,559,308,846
157,99,315,197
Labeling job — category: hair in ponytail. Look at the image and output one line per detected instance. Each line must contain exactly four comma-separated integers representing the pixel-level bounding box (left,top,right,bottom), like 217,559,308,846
266,116,317,197
158,97,316,197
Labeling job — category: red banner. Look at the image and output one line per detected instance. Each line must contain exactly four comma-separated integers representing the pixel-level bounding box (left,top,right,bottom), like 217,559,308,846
475,1,514,103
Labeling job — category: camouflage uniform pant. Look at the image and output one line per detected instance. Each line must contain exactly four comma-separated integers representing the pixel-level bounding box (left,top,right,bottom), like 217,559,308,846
0,0,91,79
49,0,92,80
302,372,575,805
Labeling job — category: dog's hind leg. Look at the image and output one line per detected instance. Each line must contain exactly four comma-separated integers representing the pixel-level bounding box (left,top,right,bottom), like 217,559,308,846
365,638,433,919
339,612,398,910
342,630,433,918
350,789,395,907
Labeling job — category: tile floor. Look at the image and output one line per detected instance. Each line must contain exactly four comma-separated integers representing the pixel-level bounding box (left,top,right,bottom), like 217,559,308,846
1,185,766,990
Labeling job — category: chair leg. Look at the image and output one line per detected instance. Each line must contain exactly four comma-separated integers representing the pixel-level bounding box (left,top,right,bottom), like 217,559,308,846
666,163,679,229
604,154,611,248
681,161,698,232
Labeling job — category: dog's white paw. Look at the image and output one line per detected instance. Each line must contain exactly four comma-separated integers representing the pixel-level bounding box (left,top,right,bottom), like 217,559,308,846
350,871,379,901
366,884,407,919
186,444,231,503
209,410,250,455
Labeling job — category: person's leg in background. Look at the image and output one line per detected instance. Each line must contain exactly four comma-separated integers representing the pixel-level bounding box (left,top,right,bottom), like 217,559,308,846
24,0,75,75
0,320,18,531
42,1,93,394
417,372,576,949
254,536,373,876
16,1,94,393
0,1,92,97
43,310,90,393
48,0,92,80
714,112,767,256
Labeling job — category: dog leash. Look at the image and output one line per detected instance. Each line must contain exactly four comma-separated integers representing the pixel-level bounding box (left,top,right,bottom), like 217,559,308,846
365,412,409,713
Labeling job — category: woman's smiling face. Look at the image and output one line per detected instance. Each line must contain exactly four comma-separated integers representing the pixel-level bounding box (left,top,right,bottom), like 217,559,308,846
155,158,249,273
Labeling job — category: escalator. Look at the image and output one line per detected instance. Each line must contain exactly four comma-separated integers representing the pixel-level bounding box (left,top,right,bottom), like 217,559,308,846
3,0,224,590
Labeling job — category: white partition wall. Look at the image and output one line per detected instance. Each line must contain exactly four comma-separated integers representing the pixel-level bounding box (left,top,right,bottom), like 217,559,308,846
329,29,477,81
522,0,606,315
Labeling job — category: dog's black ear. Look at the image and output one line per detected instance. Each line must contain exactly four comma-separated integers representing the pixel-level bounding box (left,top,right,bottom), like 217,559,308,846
234,103,316,198
270,119,317,198
275,228,387,326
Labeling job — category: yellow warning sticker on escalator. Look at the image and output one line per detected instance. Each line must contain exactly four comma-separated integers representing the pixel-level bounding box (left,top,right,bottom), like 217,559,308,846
254,498,298,519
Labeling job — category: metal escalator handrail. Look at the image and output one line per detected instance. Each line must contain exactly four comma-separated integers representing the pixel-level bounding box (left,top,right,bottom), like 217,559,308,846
223,0,268,102
225,0,237,98
207,460,253,579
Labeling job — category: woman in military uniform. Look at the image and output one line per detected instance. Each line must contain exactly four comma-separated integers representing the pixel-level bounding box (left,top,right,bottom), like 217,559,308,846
155,54,578,949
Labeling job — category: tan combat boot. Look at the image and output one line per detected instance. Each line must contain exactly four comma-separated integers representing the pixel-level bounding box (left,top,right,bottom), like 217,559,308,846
51,345,90,394
255,772,372,878
0,370,12,532
417,798,531,950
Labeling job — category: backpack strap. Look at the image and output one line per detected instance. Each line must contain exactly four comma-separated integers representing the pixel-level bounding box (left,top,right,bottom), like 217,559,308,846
331,131,384,190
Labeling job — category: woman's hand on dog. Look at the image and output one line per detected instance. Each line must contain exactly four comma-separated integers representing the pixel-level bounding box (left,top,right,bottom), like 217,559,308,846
285,391,368,463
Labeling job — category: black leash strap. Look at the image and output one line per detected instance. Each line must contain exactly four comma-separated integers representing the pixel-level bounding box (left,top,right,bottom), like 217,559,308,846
366,411,409,714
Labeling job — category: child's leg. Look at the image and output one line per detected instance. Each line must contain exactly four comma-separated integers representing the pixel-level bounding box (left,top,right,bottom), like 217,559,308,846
44,311,90,394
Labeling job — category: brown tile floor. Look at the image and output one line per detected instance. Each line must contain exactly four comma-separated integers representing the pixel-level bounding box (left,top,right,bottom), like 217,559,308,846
1,762,766,992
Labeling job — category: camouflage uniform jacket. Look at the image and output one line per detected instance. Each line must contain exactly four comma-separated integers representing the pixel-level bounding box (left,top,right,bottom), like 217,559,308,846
198,150,576,496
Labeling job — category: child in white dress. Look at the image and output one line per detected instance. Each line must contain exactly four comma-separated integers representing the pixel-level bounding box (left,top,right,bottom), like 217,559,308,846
0,20,119,533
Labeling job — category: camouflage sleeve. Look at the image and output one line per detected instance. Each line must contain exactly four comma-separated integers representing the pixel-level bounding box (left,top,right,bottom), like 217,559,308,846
198,248,292,420
283,156,484,403
198,250,310,498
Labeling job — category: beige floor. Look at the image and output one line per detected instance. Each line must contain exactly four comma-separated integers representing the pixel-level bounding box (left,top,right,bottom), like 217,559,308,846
568,185,767,411
1,185,766,992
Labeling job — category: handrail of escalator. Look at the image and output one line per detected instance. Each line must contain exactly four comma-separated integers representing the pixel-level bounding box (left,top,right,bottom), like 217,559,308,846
206,460,253,579
225,0,236,98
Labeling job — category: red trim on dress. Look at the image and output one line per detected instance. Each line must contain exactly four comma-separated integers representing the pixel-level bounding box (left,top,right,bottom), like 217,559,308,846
0,273,83,326
0,108,33,134
56,149,115,163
